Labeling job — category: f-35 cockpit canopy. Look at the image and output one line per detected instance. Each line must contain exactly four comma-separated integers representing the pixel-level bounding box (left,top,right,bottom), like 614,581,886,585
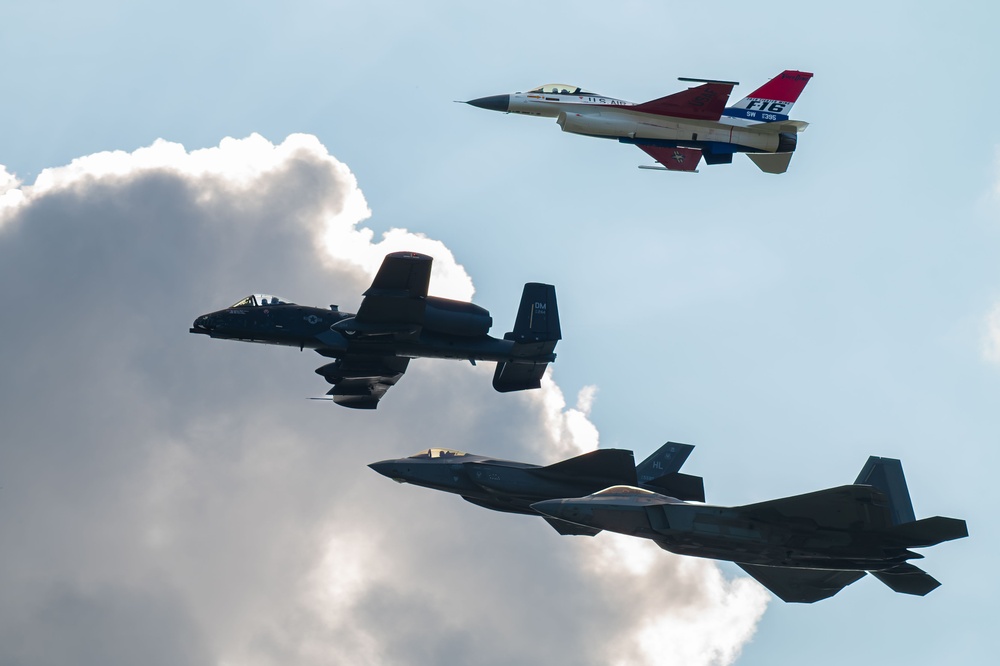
409,448,469,459
229,294,293,308
528,84,594,95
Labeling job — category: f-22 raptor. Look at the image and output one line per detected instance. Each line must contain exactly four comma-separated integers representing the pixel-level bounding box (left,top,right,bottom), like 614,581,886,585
190,251,560,409
533,456,968,603
369,442,704,536
464,69,813,173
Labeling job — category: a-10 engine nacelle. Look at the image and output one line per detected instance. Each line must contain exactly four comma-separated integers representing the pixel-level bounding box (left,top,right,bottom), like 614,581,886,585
422,296,492,337
557,111,639,138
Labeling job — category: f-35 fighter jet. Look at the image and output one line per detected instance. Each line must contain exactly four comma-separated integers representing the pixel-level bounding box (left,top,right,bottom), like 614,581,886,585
532,456,968,603
190,251,560,409
369,442,704,536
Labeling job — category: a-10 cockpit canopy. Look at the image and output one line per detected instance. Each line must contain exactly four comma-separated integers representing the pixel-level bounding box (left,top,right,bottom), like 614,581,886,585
409,448,469,459
229,294,293,308
528,84,594,95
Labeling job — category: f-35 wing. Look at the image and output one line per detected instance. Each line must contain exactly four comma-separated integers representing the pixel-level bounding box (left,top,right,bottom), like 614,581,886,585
632,81,734,121
737,564,867,603
314,354,410,410
355,251,433,331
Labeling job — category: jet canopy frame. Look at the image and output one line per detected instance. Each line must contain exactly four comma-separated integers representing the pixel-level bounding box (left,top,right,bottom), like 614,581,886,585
229,294,293,308
410,448,469,459
528,84,594,95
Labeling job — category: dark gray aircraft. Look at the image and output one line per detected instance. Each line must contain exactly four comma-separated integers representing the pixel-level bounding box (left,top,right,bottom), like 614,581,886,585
532,456,968,602
369,442,704,535
190,251,560,409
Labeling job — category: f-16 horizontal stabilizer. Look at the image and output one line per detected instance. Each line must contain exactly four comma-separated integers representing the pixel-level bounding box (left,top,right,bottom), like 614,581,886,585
888,516,969,547
747,152,793,174
543,516,602,537
870,564,941,596
737,564,867,603
537,449,638,486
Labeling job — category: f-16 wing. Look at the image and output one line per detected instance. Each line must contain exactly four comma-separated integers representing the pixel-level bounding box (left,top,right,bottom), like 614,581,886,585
314,354,410,410
632,81,734,121
636,145,702,172
351,251,433,337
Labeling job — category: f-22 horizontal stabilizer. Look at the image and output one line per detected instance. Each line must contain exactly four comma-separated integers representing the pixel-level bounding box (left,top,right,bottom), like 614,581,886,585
870,564,941,596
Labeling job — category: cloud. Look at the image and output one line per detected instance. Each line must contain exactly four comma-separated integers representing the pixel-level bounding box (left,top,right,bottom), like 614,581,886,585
983,304,1000,365
0,135,768,666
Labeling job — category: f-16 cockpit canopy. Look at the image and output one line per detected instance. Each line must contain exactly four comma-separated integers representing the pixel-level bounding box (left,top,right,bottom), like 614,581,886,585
229,294,292,308
410,448,469,459
528,84,594,95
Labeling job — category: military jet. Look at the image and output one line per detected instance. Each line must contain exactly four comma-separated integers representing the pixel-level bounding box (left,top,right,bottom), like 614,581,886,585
463,69,813,173
369,442,704,536
532,456,968,603
190,251,560,409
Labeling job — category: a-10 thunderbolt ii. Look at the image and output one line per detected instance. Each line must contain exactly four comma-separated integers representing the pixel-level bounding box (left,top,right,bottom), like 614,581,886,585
532,456,968,603
190,251,560,409
462,69,813,173
369,442,704,536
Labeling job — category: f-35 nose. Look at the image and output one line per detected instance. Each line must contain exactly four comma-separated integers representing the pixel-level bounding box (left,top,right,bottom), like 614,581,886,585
368,460,407,483
465,94,510,113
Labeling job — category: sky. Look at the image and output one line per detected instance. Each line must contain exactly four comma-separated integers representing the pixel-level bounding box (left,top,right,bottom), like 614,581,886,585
1,1,997,665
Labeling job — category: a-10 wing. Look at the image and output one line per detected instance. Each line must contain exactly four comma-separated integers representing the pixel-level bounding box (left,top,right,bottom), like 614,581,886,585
313,252,432,409
354,251,432,332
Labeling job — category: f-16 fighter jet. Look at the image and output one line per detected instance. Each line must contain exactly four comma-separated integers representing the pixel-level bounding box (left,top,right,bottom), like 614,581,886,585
463,69,812,173
190,251,560,409
369,442,704,536
533,457,968,603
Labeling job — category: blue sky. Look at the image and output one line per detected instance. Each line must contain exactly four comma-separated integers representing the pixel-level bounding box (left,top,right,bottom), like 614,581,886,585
2,2,997,664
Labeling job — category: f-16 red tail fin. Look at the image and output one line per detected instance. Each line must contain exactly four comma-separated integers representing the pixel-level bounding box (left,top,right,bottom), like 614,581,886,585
725,70,813,123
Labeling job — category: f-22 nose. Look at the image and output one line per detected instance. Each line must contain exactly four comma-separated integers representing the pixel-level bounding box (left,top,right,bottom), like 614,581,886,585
465,94,510,113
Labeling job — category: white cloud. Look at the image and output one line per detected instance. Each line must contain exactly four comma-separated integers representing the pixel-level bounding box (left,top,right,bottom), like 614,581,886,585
983,304,1000,364
0,134,768,666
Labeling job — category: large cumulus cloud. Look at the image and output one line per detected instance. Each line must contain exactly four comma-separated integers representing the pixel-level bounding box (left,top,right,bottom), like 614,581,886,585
0,135,768,666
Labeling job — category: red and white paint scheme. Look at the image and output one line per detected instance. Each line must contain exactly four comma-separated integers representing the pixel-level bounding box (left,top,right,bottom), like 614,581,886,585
463,70,813,173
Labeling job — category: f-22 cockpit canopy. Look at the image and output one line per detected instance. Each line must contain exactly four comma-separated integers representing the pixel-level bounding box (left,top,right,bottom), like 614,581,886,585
528,84,594,95
229,294,293,308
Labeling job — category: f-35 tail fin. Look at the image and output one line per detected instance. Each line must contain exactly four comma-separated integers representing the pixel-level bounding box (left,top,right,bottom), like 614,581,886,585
493,283,560,393
855,457,916,526
635,442,705,502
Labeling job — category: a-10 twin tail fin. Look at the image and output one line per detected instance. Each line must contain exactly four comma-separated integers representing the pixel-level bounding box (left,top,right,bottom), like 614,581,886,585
493,283,561,392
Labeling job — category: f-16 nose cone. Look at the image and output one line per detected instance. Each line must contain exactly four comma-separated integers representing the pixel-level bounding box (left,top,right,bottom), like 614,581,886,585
465,94,510,113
